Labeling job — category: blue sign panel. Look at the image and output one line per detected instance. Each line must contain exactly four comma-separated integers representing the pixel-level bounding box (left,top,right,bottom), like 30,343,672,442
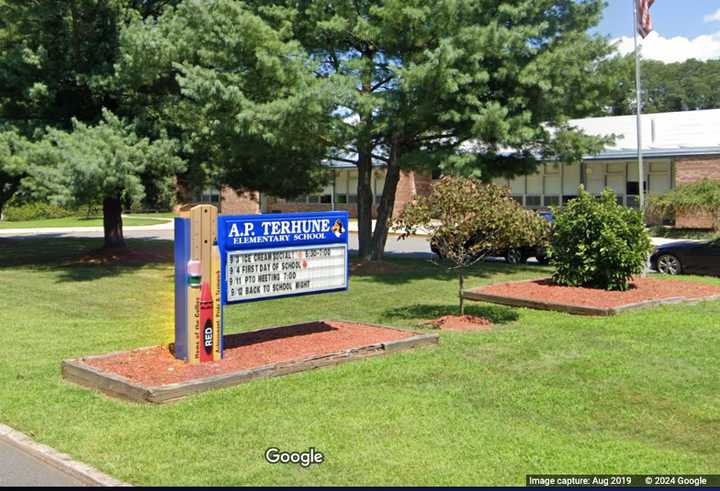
218,211,349,304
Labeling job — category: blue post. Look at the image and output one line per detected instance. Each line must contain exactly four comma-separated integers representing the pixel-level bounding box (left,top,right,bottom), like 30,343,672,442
174,217,190,360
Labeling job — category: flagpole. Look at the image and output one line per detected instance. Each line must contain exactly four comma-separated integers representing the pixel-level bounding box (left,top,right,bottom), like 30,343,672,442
633,0,645,209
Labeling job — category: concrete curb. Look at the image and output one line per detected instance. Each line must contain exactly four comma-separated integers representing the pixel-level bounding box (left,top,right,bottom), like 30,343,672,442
0,424,130,487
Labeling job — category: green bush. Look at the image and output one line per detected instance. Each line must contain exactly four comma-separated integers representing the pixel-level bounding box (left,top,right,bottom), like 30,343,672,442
550,187,652,291
3,202,77,221
646,179,720,230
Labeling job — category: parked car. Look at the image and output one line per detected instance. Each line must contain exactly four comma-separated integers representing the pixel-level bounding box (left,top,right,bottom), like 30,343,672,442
505,210,554,265
650,238,720,276
431,210,554,265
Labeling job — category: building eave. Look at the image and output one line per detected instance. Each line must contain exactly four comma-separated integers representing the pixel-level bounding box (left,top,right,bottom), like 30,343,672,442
584,146,720,161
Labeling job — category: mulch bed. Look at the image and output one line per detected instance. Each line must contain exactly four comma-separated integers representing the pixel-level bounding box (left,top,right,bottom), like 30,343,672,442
85,321,414,386
464,277,720,316
425,315,492,332
63,320,438,403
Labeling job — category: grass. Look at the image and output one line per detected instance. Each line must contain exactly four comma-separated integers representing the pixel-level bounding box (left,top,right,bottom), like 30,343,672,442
648,225,719,241
0,215,169,229
0,237,719,485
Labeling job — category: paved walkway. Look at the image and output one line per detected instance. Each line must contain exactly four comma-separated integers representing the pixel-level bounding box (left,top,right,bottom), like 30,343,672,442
0,439,84,486
0,219,172,236
0,424,126,486
0,217,699,252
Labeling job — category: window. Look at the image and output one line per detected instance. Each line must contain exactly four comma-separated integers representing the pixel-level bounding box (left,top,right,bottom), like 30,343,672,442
543,196,560,207
626,181,647,196
320,194,332,204
198,188,220,204
563,195,578,204
512,196,523,205
525,195,541,207
347,194,358,204
307,195,320,204
335,194,348,204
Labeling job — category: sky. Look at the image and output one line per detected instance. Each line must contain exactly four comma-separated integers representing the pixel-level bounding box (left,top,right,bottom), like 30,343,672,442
596,0,720,62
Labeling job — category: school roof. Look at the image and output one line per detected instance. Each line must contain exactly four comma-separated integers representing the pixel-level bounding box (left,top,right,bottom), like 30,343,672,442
571,108,720,160
324,108,720,168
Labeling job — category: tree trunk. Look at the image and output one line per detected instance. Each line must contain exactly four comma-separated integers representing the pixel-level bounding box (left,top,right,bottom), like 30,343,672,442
0,179,20,221
458,270,465,315
356,150,374,261
355,46,375,261
370,145,401,261
103,195,125,248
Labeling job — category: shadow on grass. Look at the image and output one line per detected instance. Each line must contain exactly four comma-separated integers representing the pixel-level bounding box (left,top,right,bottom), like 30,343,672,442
383,303,519,324
0,236,173,282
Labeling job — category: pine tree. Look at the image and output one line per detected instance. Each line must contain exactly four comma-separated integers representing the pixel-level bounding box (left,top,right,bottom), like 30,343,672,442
251,0,618,260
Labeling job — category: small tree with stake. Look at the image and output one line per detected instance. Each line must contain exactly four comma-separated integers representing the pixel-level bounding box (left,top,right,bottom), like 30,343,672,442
396,177,548,315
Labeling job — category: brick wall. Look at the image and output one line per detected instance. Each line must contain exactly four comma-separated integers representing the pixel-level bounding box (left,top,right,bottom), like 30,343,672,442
672,155,720,229
263,170,434,218
674,155,720,185
219,187,260,214
178,169,436,218
675,210,717,229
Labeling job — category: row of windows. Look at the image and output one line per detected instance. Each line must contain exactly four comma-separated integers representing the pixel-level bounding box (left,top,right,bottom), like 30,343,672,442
516,194,639,208
285,194,384,205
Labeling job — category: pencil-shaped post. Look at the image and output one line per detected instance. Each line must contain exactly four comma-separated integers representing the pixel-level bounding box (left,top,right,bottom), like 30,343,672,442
211,241,223,360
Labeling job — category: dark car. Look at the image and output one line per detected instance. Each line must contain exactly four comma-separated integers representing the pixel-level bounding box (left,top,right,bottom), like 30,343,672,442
431,209,554,265
650,238,720,276
502,209,555,264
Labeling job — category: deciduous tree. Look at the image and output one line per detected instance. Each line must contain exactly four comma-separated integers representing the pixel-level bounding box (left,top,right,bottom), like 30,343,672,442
397,177,548,314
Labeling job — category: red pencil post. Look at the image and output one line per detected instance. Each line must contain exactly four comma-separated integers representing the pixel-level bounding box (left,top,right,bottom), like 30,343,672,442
199,281,214,362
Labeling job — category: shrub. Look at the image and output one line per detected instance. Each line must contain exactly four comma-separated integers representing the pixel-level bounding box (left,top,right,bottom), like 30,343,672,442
3,201,77,221
550,187,652,291
396,177,549,314
646,179,720,230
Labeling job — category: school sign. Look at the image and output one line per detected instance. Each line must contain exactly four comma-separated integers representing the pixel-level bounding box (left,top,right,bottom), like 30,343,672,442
175,207,349,363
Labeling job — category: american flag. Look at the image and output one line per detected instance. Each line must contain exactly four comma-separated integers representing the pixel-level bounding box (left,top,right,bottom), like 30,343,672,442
637,0,655,39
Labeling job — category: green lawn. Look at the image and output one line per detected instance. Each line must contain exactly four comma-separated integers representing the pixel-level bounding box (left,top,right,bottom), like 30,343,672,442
0,215,169,229
0,237,719,485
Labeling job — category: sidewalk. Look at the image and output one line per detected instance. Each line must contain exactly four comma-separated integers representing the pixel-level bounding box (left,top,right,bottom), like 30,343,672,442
0,424,126,486
347,219,431,236
0,216,701,245
0,217,173,236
